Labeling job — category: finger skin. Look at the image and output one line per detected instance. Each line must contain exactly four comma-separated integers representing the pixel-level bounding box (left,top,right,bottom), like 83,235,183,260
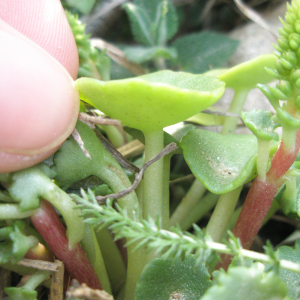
0,21,79,173
0,0,78,79
0,148,60,174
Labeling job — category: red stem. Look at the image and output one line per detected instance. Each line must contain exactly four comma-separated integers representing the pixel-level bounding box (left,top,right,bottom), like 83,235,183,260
218,129,300,270
30,199,101,290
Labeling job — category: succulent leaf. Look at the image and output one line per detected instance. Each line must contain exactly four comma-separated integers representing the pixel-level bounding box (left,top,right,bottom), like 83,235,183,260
201,264,287,300
218,54,276,91
75,70,225,133
8,164,84,248
0,220,38,264
241,109,280,141
180,129,258,194
134,256,211,300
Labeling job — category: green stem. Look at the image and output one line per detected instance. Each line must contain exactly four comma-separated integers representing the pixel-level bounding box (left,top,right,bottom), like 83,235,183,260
169,179,206,228
23,269,52,290
222,199,280,240
81,224,111,294
96,228,127,295
135,179,144,214
143,130,164,221
256,139,271,181
101,125,126,148
96,158,145,300
282,123,297,151
162,154,171,229
96,167,138,220
206,186,243,242
180,193,219,231
0,204,37,219
221,89,249,135
154,57,166,70
175,89,248,231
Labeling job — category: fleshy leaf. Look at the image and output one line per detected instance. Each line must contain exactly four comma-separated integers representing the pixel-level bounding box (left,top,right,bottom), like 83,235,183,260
52,121,138,219
124,46,177,63
8,164,84,248
277,108,300,129
172,32,239,74
276,240,300,299
75,70,225,133
0,220,38,264
202,264,287,300
180,129,257,194
134,255,211,300
276,173,300,219
4,287,37,300
52,121,128,189
219,54,276,90
241,109,280,141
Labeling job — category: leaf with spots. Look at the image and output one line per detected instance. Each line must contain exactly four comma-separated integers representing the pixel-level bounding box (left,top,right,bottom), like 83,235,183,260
180,129,258,194
134,255,211,300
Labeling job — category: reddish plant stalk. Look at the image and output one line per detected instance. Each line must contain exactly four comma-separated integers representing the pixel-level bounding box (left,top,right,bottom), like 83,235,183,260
219,129,300,270
30,199,101,290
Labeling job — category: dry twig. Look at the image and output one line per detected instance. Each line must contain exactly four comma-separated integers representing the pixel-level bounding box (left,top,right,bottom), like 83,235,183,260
96,142,178,202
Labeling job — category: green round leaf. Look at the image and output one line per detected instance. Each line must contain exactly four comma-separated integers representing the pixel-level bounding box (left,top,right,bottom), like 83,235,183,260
134,256,211,300
202,264,287,300
76,70,225,133
219,54,276,91
180,129,257,194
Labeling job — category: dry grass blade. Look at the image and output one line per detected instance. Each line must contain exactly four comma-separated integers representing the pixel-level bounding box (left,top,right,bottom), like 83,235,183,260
17,258,61,272
91,38,146,75
95,131,140,174
233,0,278,38
96,142,178,202
49,260,64,300
118,139,145,159
67,279,114,300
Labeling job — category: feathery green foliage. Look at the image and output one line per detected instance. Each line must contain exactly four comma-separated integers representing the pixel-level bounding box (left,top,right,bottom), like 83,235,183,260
73,189,300,275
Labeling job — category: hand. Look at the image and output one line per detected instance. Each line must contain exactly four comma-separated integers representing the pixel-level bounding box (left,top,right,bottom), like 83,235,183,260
0,0,80,173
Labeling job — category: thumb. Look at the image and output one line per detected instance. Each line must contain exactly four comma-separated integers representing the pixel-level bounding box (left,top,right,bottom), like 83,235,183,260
0,0,79,79
0,20,79,173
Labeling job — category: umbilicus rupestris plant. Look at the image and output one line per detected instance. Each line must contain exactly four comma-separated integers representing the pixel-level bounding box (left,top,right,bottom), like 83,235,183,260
75,70,225,226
